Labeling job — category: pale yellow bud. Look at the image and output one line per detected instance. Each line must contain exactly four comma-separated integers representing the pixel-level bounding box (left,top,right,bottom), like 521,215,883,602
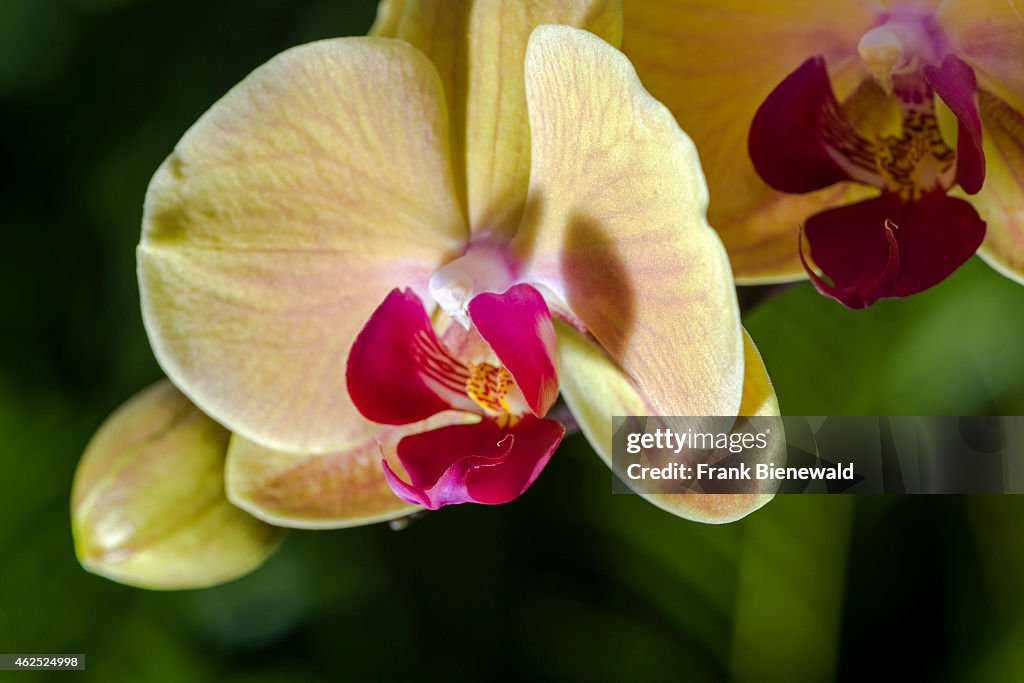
72,380,285,590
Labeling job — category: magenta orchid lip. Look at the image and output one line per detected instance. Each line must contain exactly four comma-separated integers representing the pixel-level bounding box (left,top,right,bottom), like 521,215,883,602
346,285,563,509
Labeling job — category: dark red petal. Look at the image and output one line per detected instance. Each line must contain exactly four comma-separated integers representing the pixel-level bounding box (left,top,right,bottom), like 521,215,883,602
399,420,506,489
464,417,564,504
804,194,903,308
886,192,986,297
803,192,985,307
798,222,897,313
924,55,985,195
346,289,468,425
467,284,559,417
382,417,564,509
749,56,861,193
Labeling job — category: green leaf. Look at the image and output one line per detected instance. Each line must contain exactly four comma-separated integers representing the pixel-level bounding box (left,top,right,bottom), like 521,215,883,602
743,258,1024,415
730,497,854,683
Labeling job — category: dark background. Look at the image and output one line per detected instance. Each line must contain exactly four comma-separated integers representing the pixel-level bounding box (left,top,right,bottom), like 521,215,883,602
3,1,1024,680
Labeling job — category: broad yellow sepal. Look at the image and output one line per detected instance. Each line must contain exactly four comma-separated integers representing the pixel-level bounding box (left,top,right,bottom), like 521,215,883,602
138,38,466,455
371,0,623,237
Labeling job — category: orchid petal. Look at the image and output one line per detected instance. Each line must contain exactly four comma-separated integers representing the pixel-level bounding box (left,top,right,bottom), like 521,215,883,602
461,417,564,503
138,38,466,454
886,194,987,297
621,0,878,281
648,331,780,523
749,56,881,192
749,57,853,193
553,322,648,424
519,25,744,418
804,192,986,307
72,381,285,590
924,55,986,194
938,0,1024,114
225,412,474,529
369,0,405,37
735,329,782,418
371,0,622,236
347,288,479,425
801,222,900,311
384,423,512,507
467,284,558,417
227,437,412,529
555,323,778,523
970,91,1024,284
803,195,902,309
383,417,564,509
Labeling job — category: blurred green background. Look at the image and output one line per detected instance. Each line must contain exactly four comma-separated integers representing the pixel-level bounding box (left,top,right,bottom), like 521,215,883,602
3,1,1024,681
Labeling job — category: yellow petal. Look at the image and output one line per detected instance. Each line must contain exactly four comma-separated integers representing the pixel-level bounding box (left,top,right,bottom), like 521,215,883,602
938,0,1024,114
557,324,779,523
72,381,285,590
226,436,412,530
369,0,406,36
646,331,779,523
139,38,466,454
555,321,648,425
519,24,744,418
735,329,782,419
970,90,1024,284
375,0,622,236
621,0,879,281
225,412,475,529
937,0,1024,283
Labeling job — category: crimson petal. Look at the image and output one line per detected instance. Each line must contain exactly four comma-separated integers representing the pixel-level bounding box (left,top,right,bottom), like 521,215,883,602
800,213,898,310
804,193,985,308
749,56,862,193
382,417,564,509
924,55,985,195
803,193,902,308
885,192,986,297
467,284,559,417
464,417,564,504
346,289,470,425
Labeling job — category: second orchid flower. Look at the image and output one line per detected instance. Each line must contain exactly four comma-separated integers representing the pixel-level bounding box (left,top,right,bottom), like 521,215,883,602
623,0,1023,307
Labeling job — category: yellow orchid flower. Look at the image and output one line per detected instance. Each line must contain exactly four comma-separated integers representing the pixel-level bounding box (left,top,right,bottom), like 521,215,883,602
73,1,779,589
623,0,1023,307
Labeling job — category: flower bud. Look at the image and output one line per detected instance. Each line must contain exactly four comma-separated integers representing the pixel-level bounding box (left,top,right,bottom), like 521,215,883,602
72,380,285,589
